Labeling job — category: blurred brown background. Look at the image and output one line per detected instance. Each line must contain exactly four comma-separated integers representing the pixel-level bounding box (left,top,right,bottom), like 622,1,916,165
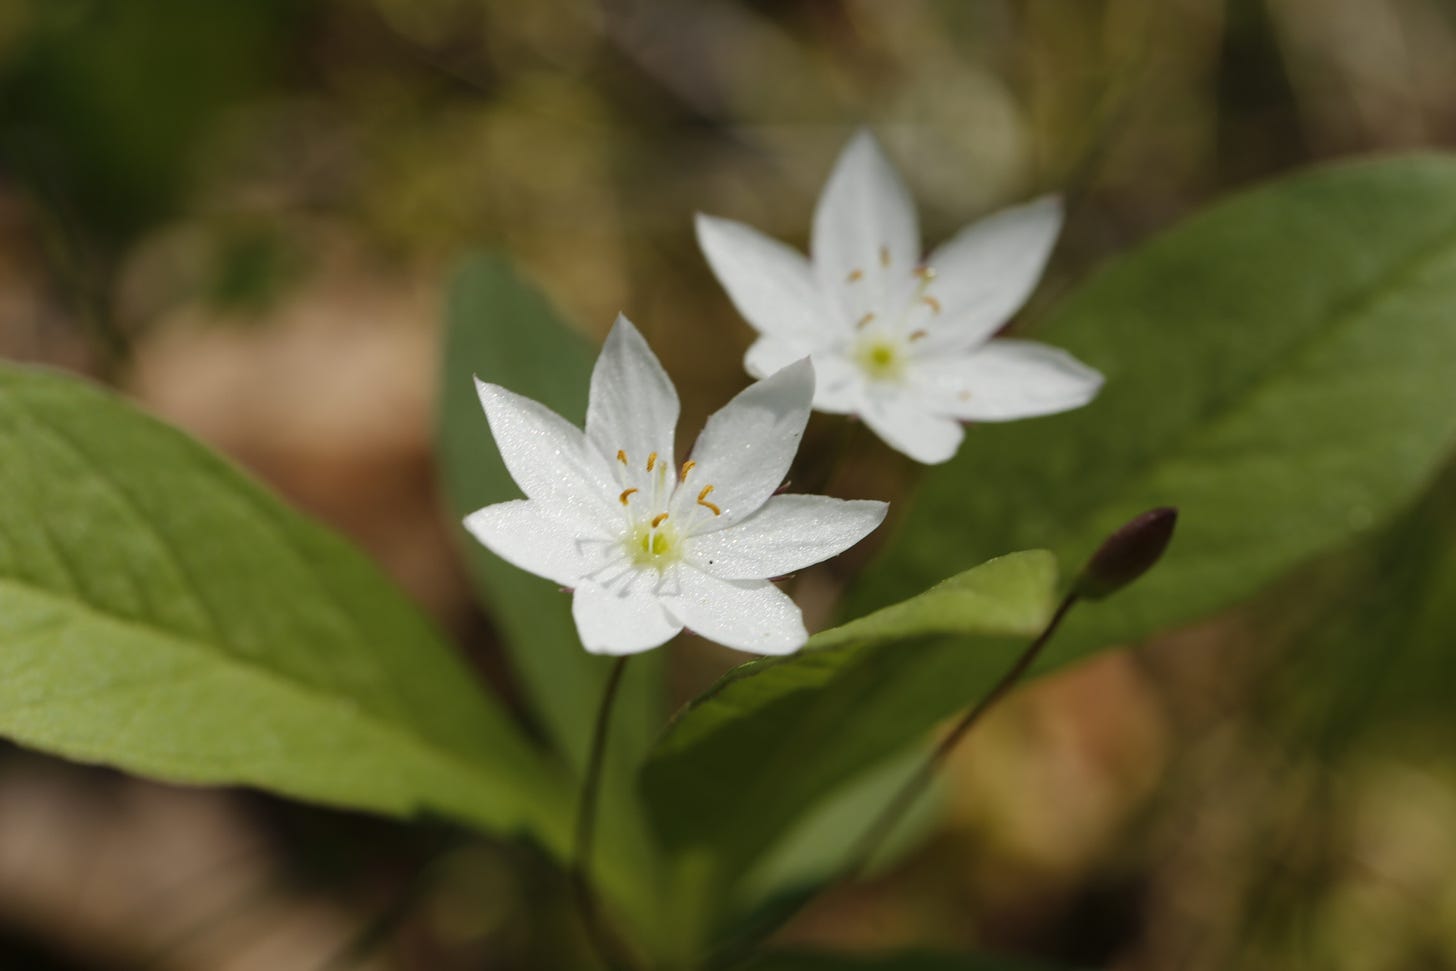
2,0,1456,968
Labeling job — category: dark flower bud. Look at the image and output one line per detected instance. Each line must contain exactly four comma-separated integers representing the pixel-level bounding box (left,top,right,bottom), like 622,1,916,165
1075,507,1178,600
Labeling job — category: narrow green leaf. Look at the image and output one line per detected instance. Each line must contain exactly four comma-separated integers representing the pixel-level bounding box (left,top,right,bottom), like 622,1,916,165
850,155,1456,669
643,550,1057,878
437,253,665,773
0,364,570,848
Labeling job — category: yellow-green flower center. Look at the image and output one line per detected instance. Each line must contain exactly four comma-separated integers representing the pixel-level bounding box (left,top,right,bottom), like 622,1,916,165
854,336,906,382
627,516,682,569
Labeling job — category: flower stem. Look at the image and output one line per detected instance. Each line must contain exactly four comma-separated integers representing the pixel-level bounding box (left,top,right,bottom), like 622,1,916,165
839,589,1080,880
572,655,640,971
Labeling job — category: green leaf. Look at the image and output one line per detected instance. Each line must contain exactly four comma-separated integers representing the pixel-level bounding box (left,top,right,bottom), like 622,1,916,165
437,254,665,774
643,550,1058,882
850,155,1456,670
0,364,570,849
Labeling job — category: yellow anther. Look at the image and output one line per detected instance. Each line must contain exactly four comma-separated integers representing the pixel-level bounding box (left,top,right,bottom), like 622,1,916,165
846,268,864,283
616,449,627,465
679,459,696,481
909,329,928,342
646,452,657,472
697,484,721,516
914,265,937,281
651,512,669,528
922,295,942,314
856,312,876,329
879,245,891,267
619,487,638,505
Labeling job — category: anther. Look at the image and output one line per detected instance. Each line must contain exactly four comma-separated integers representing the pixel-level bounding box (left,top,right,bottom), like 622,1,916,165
914,265,937,281
679,459,696,481
616,449,628,465
879,245,891,267
909,329,928,342
856,312,876,329
697,484,722,516
619,488,638,505
651,512,669,528
846,268,864,283
922,295,942,314
646,452,657,472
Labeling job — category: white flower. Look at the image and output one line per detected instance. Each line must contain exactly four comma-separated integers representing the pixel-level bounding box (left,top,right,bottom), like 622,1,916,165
696,129,1104,465
464,316,887,656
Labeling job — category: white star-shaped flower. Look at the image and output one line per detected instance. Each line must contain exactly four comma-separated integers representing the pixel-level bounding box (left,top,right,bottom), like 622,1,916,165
696,129,1104,464
464,316,887,656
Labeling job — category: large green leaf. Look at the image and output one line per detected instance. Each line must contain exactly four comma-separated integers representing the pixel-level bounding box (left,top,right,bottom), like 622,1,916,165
850,155,1456,668
438,254,665,775
643,551,1058,883
0,364,570,848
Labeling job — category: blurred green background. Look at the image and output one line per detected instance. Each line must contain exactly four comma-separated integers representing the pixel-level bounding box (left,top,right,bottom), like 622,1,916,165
2,0,1456,968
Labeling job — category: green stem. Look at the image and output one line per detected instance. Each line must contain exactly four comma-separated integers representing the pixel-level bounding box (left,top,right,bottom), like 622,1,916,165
572,656,641,971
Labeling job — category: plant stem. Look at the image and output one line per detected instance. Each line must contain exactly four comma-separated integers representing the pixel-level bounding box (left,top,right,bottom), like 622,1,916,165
840,590,1080,880
572,656,640,971
709,591,1083,970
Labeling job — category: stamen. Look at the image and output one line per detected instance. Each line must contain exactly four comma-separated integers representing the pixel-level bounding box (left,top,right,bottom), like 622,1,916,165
856,312,876,329
651,512,669,528
846,268,864,283
619,488,638,505
616,449,627,465
922,295,942,314
914,265,937,281
679,459,696,481
908,329,928,342
958,390,973,401
697,484,722,516
646,452,657,472
879,245,891,267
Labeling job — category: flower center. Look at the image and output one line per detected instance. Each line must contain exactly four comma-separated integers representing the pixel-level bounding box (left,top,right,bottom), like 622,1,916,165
627,515,681,569
614,451,723,570
853,335,907,382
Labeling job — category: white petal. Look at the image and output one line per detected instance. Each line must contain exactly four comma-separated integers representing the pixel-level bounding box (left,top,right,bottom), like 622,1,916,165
586,315,679,477
464,500,611,587
572,576,682,655
924,196,1063,346
744,339,861,414
682,358,814,530
474,379,617,526
859,390,965,465
665,569,807,655
914,339,1103,422
688,494,887,580
696,214,833,343
811,130,920,297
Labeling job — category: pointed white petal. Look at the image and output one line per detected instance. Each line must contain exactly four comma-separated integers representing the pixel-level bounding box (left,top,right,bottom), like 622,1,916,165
696,214,833,343
811,130,920,296
475,379,617,525
572,576,682,655
923,196,1063,346
744,339,861,414
683,358,814,530
464,500,612,587
915,339,1103,422
665,569,807,655
859,390,965,464
688,494,886,580
586,315,679,476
